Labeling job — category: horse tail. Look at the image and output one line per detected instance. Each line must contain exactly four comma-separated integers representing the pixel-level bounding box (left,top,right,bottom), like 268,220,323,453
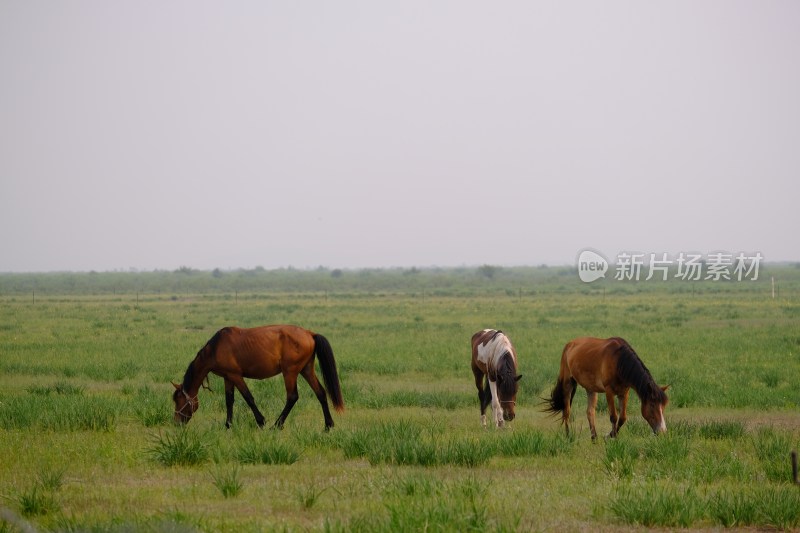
313,334,345,413
542,343,574,417
543,381,562,414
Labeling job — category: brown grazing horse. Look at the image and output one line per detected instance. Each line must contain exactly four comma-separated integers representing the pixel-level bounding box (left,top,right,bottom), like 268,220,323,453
471,329,522,428
544,337,668,440
172,325,344,430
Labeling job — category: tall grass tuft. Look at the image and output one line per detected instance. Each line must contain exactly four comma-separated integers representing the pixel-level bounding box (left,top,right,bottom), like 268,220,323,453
26,381,85,396
337,420,492,467
210,465,243,498
709,489,761,527
698,419,745,440
710,487,800,529
16,486,58,517
0,395,117,431
439,437,492,467
603,438,638,480
383,476,492,532
642,432,692,479
693,450,750,482
610,483,703,527
235,434,301,465
11,465,66,518
296,482,331,509
752,427,795,482
35,465,66,492
148,428,210,467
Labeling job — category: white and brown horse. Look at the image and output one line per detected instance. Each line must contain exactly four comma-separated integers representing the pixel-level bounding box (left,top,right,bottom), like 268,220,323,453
471,329,522,428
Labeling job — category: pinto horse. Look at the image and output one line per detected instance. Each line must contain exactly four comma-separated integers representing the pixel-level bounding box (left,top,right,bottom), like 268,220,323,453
172,325,344,430
471,329,522,428
544,336,668,440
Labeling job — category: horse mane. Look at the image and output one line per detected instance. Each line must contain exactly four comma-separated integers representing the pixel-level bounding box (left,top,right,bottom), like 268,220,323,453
613,338,667,404
496,351,517,398
181,329,224,391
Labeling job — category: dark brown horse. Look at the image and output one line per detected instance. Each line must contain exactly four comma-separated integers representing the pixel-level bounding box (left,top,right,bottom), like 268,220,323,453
471,329,522,428
172,325,344,430
544,337,668,440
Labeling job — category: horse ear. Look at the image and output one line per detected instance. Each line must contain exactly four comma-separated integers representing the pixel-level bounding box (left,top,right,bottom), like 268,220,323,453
515,375,523,382
661,384,670,392
171,381,181,390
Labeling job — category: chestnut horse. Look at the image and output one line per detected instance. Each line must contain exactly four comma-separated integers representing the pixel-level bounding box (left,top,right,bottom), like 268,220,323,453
172,325,344,430
471,329,522,428
544,337,668,440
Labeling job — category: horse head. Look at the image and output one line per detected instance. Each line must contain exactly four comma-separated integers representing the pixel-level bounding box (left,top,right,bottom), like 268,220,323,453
641,384,669,434
171,381,198,424
496,372,523,421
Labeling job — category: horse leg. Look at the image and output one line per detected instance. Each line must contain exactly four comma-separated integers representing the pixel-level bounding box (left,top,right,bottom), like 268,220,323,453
274,372,300,429
300,363,334,431
472,363,487,427
224,378,235,429
616,390,629,435
487,379,503,428
562,379,575,436
586,391,599,441
480,380,492,428
473,367,489,428
605,390,619,438
230,376,266,428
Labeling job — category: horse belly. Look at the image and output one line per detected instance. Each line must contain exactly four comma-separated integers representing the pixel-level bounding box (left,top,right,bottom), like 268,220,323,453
241,360,282,380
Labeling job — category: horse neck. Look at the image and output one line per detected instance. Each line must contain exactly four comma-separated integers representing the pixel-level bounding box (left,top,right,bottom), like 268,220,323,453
182,354,211,396
617,348,660,404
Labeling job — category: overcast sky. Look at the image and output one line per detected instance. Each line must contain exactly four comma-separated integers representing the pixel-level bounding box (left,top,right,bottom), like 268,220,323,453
1,2,798,272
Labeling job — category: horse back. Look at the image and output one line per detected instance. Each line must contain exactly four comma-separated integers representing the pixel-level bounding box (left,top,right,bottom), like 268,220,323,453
471,329,516,377
211,325,316,380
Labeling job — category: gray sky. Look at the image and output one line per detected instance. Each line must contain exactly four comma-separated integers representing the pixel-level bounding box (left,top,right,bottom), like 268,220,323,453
1,2,798,272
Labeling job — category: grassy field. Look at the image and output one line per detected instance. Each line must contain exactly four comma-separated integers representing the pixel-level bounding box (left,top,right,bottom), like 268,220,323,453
1,267,799,531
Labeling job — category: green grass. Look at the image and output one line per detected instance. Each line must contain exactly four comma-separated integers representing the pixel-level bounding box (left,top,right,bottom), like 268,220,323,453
234,434,301,465
210,465,244,499
0,266,799,531
148,427,210,467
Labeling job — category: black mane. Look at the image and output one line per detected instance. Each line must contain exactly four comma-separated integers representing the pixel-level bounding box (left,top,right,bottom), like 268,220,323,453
496,351,518,399
180,329,224,391
180,361,195,392
613,338,667,404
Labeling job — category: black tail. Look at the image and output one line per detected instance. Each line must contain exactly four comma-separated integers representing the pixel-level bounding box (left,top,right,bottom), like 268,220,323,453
543,378,567,416
314,334,344,413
